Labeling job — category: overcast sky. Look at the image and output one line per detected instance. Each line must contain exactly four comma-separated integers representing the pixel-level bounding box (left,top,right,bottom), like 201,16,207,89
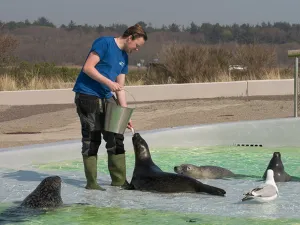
1,0,300,27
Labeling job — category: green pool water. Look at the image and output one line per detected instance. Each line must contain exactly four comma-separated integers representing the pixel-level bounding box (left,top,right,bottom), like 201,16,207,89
32,146,300,178
3,145,296,225
1,204,300,225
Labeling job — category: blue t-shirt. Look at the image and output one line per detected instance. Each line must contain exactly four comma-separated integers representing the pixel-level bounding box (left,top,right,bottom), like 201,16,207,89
73,36,128,98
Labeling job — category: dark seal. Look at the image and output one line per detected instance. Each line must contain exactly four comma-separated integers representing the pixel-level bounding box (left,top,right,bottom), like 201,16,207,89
0,176,63,224
263,152,291,182
127,133,226,196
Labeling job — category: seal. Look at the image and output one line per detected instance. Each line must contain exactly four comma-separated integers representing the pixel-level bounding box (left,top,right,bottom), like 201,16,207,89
21,175,63,208
263,152,291,182
127,133,226,196
174,164,236,179
0,176,63,224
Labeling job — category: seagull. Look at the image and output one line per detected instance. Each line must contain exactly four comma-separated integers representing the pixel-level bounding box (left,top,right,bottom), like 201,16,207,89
242,169,279,203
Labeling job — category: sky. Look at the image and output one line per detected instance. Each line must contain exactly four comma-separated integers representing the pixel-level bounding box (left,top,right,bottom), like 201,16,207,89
1,0,300,28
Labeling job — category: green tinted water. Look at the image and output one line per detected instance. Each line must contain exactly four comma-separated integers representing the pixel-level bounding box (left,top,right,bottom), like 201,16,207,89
11,146,298,224
1,204,300,225
33,146,300,178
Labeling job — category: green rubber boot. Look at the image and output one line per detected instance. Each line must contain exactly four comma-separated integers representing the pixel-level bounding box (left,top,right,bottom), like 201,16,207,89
82,155,106,191
108,153,130,187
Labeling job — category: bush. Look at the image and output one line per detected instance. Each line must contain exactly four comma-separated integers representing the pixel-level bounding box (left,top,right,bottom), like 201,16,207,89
0,34,19,66
146,42,280,83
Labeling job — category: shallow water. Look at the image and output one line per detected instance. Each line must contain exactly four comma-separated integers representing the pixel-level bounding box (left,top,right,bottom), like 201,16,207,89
1,204,300,225
1,146,300,224
31,145,300,177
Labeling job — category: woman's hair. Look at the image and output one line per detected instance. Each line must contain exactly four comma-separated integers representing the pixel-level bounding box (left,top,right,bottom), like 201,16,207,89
122,24,148,41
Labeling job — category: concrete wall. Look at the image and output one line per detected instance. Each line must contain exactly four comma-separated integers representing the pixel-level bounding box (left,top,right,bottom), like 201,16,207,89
247,79,294,96
0,79,294,105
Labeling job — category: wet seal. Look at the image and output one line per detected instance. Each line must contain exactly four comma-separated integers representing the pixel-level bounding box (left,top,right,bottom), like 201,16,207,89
174,164,260,180
263,152,292,182
126,133,226,196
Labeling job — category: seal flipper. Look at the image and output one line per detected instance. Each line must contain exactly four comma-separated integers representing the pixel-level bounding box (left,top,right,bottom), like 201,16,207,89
290,176,300,182
196,183,226,197
232,174,262,180
122,181,136,190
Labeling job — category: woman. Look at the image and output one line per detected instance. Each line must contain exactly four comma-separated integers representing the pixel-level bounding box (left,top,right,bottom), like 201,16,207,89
73,24,147,190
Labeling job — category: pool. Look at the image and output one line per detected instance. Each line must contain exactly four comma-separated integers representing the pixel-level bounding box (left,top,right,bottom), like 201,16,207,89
1,118,300,224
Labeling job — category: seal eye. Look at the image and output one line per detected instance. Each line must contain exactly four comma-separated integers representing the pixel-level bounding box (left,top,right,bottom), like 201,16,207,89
187,166,191,171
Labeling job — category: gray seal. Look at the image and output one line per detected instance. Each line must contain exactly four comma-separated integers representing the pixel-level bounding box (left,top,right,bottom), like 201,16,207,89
127,133,226,196
174,164,236,179
263,152,291,182
0,176,63,224
21,175,63,208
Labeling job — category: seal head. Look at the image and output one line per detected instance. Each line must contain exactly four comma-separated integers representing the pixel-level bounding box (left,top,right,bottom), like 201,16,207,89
21,176,63,208
174,164,236,179
263,152,291,182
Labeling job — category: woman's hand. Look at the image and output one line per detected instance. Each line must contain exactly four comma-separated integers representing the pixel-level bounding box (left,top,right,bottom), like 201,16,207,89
127,119,133,129
107,81,123,92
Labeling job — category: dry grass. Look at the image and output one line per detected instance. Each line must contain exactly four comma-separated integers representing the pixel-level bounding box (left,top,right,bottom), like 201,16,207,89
0,68,292,91
0,75,74,91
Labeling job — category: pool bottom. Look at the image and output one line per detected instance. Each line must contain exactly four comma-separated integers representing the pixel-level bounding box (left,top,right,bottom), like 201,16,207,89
1,203,300,225
1,145,300,224
31,145,300,179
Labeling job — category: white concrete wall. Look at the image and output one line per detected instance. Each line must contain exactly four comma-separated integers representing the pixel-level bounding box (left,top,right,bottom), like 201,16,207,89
247,79,294,96
0,79,295,105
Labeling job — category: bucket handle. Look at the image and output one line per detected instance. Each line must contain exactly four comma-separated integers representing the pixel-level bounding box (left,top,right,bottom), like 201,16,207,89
125,89,137,107
113,89,137,108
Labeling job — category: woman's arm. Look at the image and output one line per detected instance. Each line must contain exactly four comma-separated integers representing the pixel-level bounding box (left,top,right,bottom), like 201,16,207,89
115,74,133,129
115,74,127,107
83,52,123,92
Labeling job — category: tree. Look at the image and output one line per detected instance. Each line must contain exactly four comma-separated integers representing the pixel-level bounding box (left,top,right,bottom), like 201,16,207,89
67,20,76,30
168,23,180,32
221,29,233,42
160,24,168,31
190,22,199,34
24,19,31,26
136,21,147,30
33,17,55,27
96,24,104,33
145,22,155,32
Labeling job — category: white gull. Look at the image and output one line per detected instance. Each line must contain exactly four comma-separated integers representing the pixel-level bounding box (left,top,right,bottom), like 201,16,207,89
242,169,279,203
